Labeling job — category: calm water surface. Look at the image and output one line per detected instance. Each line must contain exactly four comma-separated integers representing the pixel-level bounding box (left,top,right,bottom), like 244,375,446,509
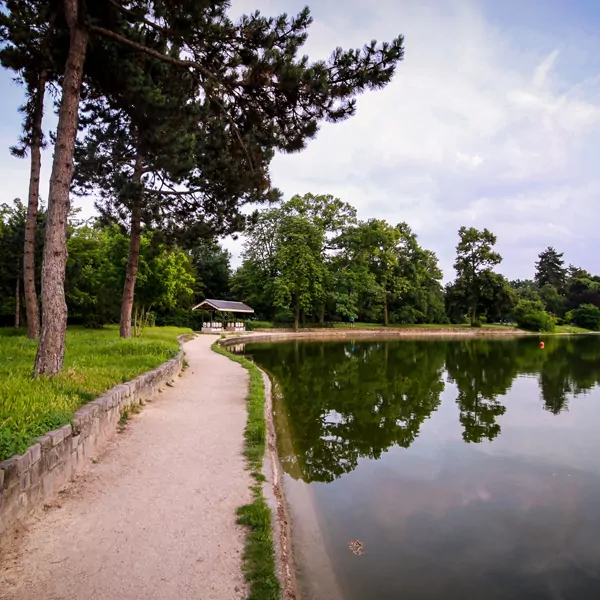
240,336,600,600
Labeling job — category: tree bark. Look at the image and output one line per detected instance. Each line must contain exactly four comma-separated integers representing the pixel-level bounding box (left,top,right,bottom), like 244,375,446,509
23,70,47,341
120,154,144,338
294,299,300,332
34,13,88,377
383,295,389,326
15,275,20,329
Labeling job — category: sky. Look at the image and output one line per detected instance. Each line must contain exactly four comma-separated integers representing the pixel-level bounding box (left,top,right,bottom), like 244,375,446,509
1,0,599,282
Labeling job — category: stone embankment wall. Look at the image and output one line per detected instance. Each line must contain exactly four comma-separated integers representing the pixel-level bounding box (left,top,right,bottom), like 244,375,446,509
0,339,188,541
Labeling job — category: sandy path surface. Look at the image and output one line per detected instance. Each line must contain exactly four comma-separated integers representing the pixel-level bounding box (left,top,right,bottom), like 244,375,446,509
0,335,251,600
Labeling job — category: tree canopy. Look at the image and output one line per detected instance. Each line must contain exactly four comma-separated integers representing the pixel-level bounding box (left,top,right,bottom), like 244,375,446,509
452,226,502,326
0,0,406,375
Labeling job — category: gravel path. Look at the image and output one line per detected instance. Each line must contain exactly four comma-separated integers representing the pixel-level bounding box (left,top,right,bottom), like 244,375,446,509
0,335,251,600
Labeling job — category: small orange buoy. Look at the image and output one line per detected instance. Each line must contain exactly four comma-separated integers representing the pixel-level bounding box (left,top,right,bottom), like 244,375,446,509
540,341,545,349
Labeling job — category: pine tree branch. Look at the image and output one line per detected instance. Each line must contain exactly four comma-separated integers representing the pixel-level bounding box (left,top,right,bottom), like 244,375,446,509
106,0,171,35
150,188,199,196
88,24,256,172
88,24,216,82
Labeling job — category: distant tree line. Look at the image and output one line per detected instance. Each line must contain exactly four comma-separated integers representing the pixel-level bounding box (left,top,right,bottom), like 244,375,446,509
445,230,600,332
2,193,599,333
231,194,600,332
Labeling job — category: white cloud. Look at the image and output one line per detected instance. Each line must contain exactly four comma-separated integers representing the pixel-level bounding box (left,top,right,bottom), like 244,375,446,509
532,49,560,88
456,153,484,168
1,0,598,283
223,0,600,280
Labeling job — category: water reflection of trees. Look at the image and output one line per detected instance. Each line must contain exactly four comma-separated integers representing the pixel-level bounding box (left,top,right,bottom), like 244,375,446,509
445,337,600,439
255,340,446,482
445,341,513,443
245,336,600,483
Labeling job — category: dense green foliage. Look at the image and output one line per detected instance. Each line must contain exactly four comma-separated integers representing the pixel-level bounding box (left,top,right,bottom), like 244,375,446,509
1,0,406,377
0,326,190,460
512,299,556,332
1,195,598,332
0,200,45,326
244,336,600,483
452,226,502,326
232,194,446,330
0,203,232,329
568,304,600,331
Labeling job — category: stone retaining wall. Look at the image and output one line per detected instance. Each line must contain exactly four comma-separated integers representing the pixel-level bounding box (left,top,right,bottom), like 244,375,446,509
0,337,189,541
219,328,529,349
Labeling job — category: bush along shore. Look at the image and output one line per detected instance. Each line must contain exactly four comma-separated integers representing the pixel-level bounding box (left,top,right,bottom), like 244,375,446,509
0,326,191,461
212,341,280,600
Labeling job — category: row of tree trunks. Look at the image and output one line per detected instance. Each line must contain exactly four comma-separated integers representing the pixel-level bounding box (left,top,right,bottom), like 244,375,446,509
34,13,89,376
23,69,47,341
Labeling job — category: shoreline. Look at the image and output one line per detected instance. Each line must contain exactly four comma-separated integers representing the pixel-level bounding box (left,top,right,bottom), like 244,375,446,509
220,328,530,349
221,327,598,348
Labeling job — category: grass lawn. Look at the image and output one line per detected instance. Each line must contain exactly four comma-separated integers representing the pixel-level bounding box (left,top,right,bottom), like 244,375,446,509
0,325,191,461
555,324,593,334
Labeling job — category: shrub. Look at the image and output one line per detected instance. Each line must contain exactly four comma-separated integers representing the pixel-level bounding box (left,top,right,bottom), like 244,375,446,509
569,304,600,331
512,299,555,332
155,309,205,331
245,321,276,331
515,310,555,332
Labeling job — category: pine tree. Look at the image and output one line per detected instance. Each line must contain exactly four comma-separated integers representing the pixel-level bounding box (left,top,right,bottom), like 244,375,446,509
77,5,405,339
535,246,566,292
2,1,404,372
0,0,61,339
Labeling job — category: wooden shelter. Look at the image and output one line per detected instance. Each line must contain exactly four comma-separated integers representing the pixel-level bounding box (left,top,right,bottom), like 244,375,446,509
192,299,254,333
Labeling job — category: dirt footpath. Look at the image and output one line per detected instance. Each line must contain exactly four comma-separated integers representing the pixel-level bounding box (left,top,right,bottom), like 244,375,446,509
0,335,251,600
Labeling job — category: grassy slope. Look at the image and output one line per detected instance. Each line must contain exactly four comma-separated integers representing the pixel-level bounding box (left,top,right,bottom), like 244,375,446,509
555,324,593,333
212,342,280,600
0,325,191,460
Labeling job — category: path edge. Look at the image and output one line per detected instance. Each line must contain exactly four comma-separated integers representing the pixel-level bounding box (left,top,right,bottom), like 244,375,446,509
0,333,194,545
214,339,297,600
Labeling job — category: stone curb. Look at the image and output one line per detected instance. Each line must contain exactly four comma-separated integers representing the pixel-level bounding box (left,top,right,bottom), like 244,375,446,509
0,334,193,541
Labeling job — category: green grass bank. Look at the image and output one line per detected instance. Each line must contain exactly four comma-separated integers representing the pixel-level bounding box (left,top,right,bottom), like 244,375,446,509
212,341,280,600
0,325,191,461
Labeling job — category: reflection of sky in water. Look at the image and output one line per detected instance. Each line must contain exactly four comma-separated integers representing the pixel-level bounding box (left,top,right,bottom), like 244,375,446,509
420,376,600,474
312,376,600,600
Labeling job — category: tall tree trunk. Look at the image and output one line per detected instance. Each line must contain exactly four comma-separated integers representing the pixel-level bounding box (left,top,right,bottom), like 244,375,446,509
383,295,389,326
319,305,325,326
294,299,300,332
120,154,144,338
470,305,477,326
34,12,88,377
14,275,20,329
24,70,47,341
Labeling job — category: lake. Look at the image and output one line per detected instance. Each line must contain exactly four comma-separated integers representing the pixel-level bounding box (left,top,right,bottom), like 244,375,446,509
239,335,600,600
